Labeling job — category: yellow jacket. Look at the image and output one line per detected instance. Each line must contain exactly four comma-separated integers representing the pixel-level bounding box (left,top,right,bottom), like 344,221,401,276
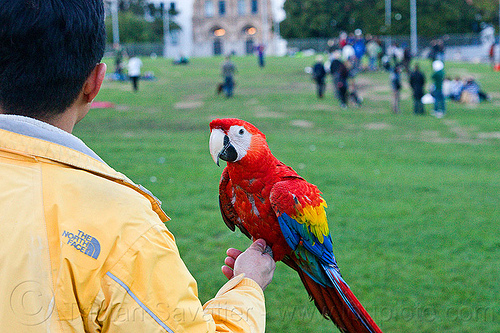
0,115,265,332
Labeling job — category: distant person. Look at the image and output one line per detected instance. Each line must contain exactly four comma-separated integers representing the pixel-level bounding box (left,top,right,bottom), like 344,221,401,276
342,43,355,63
431,60,446,118
256,44,265,68
312,55,327,98
409,64,426,115
221,55,237,98
127,54,143,92
337,61,350,108
353,34,366,71
390,65,402,114
346,60,362,106
173,55,189,65
366,37,381,71
402,46,412,73
460,77,490,104
442,77,452,99
489,42,497,69
436,39,445,62
330,50,343,96
113,44,126,80
449,77,464,101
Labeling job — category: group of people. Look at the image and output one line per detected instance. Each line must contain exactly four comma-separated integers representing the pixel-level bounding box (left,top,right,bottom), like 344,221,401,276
311,52,362,108
391,59,446,117
442,76,490,104
327,32,415,75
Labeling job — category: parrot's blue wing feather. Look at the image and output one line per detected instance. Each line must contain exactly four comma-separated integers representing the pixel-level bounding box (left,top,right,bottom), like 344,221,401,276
277,212,344,287
278,212,335,265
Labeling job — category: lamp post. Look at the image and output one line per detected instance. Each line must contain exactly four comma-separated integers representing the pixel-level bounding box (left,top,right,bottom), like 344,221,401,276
162,1,170,58
410,0,417,55
385,0,391,46
110,0,120,46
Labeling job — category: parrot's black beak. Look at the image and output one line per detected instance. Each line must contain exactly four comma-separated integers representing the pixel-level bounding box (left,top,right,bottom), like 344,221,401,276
218,135,238,164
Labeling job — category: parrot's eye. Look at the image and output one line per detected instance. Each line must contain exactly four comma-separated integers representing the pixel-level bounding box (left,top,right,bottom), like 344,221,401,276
239,129,245,135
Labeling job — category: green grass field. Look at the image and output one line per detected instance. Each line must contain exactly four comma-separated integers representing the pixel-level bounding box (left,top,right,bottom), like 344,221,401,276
75,55,500,332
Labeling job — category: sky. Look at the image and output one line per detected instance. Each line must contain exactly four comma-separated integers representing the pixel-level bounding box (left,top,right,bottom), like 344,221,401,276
148,0,286,56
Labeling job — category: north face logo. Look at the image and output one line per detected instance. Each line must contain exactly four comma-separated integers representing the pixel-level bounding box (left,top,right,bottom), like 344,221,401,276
62,230,101,259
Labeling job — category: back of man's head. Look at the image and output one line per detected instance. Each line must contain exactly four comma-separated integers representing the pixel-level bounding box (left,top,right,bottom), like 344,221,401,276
0,0,105,120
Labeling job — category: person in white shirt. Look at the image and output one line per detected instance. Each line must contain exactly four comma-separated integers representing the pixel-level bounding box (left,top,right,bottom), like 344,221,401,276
127,55,143,92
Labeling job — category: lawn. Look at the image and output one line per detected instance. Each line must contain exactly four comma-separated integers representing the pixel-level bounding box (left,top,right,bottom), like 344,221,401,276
75,54,500,332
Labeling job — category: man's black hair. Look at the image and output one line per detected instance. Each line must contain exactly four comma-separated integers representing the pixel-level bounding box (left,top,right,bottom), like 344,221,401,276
0,0,106,119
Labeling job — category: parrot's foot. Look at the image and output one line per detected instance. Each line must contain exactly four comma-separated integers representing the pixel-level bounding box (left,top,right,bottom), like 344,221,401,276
264,246,274,259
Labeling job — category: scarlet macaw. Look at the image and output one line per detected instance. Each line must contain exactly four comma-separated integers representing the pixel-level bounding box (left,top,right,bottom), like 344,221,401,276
209,118,382,333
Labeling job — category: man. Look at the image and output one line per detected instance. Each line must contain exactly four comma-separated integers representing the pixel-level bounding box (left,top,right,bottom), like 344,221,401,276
329,50,343,97
431,60,446,118
312,55,326,98
337,60,350,108
390,65,402,114
0,1,275,332
409,64,426,115
127,54,143,92
221,55,237,98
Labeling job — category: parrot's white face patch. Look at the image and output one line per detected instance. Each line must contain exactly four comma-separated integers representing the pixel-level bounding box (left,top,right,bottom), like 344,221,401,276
227,125,252,161
209,125,252,164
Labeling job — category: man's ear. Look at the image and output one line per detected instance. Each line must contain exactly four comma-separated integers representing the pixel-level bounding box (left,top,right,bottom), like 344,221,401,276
83,63,107,103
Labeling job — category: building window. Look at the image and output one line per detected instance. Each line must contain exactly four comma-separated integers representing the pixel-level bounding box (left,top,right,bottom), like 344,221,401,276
218,0,226,16
251,0,258,14
213,28,226,37
238,0,246,15
205,0,214,17
244,26,257,36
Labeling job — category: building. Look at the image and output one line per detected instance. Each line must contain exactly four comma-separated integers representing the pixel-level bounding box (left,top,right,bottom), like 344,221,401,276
192,0,274,57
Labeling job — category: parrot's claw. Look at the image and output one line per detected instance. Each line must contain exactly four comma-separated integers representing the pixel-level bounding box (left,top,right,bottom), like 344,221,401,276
264,246,274,259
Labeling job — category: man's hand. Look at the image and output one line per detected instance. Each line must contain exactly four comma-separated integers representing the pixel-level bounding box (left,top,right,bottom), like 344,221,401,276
222,239,276,291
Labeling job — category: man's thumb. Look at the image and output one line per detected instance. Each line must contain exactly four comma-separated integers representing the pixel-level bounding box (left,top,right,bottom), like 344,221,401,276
251,239,267,252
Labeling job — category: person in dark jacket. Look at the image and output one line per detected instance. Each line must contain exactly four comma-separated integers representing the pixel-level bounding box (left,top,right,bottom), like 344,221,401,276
409,64,426,115
337,61,350,108
390,65,402,114
329,51,343,98
312,55,327,98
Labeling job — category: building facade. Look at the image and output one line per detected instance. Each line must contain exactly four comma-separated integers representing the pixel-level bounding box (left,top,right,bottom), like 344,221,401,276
192,0,274,57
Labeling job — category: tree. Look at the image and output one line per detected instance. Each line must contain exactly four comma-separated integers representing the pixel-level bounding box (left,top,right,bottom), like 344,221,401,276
105,0,181,44
279,0,498,39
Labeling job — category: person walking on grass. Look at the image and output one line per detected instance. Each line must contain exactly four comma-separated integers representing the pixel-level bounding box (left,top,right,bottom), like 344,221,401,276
431,60,446,118
409,64,426,115
312,55,327,98
127,54,143,92
390,64,402,114
221,55,237,98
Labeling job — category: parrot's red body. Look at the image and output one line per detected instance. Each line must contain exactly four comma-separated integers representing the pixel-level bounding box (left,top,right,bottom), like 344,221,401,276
209,118,382,333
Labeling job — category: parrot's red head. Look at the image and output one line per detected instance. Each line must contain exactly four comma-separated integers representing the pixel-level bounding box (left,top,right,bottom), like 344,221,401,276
209,118,271,167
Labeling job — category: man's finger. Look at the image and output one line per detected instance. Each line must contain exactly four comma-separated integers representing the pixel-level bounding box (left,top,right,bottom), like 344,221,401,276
224,256,236,268
226,248,243,258
221,265,233,280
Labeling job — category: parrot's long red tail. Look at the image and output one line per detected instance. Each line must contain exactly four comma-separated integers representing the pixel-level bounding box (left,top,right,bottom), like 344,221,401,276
291,260,382,333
